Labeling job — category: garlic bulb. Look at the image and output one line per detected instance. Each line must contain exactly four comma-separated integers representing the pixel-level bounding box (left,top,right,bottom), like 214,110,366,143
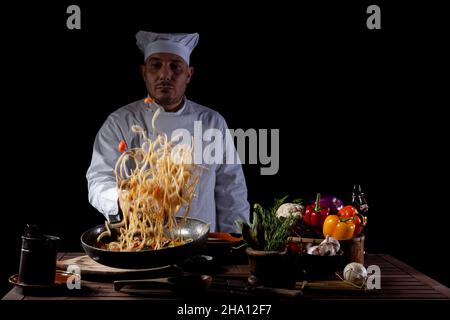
343,262,368,286
307,236,340,256
306,244,320,255
320,236,340,253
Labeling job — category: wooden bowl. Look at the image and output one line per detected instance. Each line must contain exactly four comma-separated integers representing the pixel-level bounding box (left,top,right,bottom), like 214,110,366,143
246,247,297,288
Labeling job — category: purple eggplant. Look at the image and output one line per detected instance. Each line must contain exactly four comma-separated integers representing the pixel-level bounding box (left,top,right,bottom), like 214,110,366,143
309,195,344,214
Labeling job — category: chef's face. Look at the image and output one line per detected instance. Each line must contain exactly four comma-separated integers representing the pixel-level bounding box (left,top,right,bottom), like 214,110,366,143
141,53,193,110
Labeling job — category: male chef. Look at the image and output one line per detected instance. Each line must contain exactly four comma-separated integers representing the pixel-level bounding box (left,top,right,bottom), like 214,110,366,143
86,31,250,232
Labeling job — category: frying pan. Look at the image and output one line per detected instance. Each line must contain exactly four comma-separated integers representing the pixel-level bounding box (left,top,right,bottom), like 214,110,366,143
81,217,210,269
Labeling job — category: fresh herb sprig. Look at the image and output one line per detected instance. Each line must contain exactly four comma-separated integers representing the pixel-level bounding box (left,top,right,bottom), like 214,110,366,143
238,196,299,251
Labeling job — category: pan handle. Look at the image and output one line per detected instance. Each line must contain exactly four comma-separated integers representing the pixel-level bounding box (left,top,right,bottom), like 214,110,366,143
108,203,123,224
114,277,172,291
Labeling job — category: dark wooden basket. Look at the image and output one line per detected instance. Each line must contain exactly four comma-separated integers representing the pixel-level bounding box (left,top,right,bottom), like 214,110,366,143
289,234,365,265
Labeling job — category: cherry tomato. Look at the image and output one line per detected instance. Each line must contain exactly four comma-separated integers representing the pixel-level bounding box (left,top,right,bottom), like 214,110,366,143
285,242,301,254
118,140,126,153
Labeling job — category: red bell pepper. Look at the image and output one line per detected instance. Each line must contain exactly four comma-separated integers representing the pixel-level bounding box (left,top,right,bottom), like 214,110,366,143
337,205,367,236
303,193,330,229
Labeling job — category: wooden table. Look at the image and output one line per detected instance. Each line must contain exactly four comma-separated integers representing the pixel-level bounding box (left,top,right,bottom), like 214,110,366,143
3,252,450,301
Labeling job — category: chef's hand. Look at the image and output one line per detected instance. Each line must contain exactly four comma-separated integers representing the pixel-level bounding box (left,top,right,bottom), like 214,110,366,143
108,200,124,224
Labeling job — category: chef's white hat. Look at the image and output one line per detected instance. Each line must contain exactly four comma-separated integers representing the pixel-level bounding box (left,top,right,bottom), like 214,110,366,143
136,31,199,65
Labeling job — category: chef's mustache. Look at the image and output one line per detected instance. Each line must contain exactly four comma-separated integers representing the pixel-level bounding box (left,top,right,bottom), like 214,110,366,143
156,81,174,87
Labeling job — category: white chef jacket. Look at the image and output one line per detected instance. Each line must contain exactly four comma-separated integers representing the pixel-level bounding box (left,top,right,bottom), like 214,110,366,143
86,98,250,232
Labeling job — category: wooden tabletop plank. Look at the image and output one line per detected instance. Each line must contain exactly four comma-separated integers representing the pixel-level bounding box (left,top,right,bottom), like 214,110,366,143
380,255,450,298
22,295,181,301
3,253,450,301
2,287,25,300
381,286,435,290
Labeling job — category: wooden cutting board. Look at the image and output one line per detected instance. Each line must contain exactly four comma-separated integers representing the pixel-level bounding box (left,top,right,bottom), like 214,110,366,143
56,255,183,281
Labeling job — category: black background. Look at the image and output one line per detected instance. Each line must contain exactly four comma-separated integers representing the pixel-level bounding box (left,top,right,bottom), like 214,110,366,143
1,0,448,301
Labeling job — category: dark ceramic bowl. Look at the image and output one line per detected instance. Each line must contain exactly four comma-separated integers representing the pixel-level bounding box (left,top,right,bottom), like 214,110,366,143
301,250,344,279
204,232,244,262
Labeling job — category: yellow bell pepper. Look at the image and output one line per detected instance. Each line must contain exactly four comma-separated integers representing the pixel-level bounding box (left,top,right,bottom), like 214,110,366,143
322,215,355,240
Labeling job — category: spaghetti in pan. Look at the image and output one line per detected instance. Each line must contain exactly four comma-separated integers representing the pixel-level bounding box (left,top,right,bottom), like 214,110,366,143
97,107,203,252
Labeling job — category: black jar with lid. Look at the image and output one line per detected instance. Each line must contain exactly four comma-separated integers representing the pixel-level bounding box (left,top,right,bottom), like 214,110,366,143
18,224,59,285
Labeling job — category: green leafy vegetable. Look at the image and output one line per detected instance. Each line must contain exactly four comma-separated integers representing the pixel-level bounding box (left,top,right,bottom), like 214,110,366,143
237,196,299,251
